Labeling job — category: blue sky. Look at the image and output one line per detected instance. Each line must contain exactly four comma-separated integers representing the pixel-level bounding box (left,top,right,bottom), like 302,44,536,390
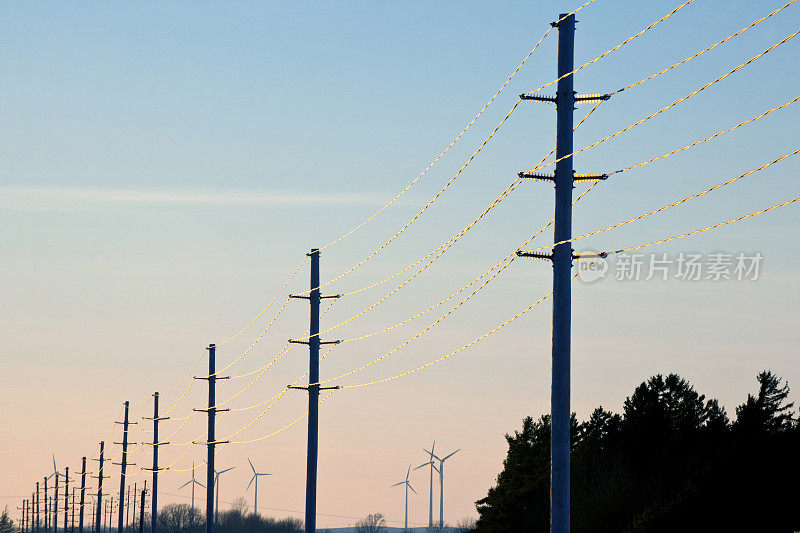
2,0,799,528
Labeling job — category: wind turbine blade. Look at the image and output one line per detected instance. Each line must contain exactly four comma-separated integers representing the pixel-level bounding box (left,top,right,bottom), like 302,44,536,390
195,481,206,489
53,455,57,474
248,458,256,475
406,465,410,481
219,467,235,474
408,484,417,495
413,462,429,470
423,449,442,462
442,448,461,461
431,441,435,456
247,476,255,491
390,482,404,488
178,481,192,490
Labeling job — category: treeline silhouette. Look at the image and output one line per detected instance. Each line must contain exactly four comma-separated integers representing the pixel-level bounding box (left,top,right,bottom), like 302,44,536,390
150,501,302,533
475,371,800,533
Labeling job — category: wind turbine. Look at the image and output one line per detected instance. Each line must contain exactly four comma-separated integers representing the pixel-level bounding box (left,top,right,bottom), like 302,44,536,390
178,462,205,513
414,441,438,529
390,465,416,531
213,467,235,523
246,458,273,517
423,447,460,529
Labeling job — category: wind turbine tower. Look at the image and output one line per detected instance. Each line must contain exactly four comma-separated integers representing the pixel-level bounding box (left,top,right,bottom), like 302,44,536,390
414,441,438,529
246,459,273,517
423,447,460,529
213,467,234,523
390,465,416,531
177,463,205,514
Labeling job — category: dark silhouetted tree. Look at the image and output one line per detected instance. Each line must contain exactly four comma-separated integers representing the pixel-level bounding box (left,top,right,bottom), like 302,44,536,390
0,508,14,533
475,371,800,533
734,370,795,433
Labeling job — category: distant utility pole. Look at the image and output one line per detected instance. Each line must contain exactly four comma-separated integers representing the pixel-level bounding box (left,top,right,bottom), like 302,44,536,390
43,478,48,533
144,392,170,533
77,458,87,533
17,501,25,533
195,346,229,533
138,482,146,533
131,484,136,533
517,12,609,533
70,488,76,533
91,442,107,533
53,467,59,533
114,402,136,533
36,482,40,533
288,248,341,533
63,467,69,532
124,488,129,533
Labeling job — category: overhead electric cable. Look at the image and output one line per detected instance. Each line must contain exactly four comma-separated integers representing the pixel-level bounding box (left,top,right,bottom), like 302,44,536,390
292,0,694,297
519,147,800,256
341,184,800,387
316,1,599,253
525,29,800,174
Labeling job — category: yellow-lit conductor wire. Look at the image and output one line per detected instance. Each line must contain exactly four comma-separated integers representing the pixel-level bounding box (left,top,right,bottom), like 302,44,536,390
315,0,598,253
523,0,696,99
225,343,337,413
611,95,800,176
217,255,306,347
208,345,340,448
228,391,336,445
271,1,776,312
199,300,338,410
611,0,798,96
292,0,685,299
339,261,603,389
198,295,293,378
289,106,606,344
342,290,555,389
526,29,800,174
211,344,295,409
313,250,530,386
312,106,800,379
612,194,800,254
331,105,611,343
519,147,800,257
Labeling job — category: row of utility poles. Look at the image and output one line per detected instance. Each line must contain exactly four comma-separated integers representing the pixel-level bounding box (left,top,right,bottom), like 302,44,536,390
21,14,595,533
16,480,147,533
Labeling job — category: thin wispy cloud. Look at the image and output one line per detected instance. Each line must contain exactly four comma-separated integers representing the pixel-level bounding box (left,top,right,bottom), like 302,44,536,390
0,186,382,211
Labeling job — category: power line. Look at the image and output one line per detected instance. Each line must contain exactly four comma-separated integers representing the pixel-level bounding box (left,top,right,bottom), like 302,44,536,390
290,0,694,299
340,182,800,388
525,29,800,175
315,0,599,253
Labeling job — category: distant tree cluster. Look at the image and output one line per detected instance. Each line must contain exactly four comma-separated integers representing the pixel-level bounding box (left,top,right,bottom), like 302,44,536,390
0,508,15,533
354,512,386,532
475,371,800,532
151,500,302,533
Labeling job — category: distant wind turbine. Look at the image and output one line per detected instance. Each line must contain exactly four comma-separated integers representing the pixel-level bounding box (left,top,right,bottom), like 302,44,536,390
178,463,205,513
423,447,460,529
414,441,438,529
391,465,416,531
213,467,235,523
50,455,61,533
246,458,273,517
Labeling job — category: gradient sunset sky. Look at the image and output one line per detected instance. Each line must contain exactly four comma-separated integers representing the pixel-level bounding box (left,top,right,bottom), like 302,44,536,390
2,0,799,528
